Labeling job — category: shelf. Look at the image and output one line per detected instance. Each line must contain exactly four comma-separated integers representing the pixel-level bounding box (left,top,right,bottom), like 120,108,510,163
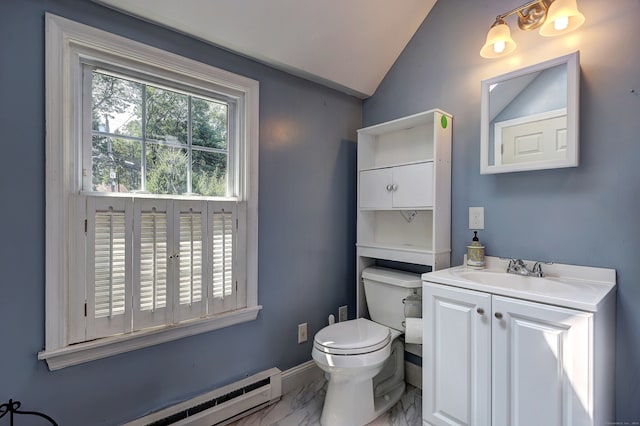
357,242,434,253
358,159,434,173
358,207,434,212
357,109,447,136
357,243,450,266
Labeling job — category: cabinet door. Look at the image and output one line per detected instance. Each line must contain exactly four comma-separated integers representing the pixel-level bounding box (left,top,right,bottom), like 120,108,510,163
359,168,392,208
423,283,491,426
491,296,591,426
392,162,434,208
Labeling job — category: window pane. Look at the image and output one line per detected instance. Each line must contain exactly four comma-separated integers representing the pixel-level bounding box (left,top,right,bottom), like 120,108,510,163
92,71,142,138
92,136,141,192
145,86,188,144
192,97,228,150
192,150,227,197
146,144,188,195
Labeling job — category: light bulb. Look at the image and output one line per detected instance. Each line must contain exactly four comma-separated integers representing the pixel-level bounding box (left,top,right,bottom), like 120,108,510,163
554,16,569,31
493,40,506,54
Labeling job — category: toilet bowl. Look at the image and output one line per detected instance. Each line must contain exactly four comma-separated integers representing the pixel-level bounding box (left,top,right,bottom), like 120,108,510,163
312,318,405,426
312,267,421,426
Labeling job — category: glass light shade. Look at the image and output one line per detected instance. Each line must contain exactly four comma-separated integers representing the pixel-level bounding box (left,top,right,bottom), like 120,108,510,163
480,23,517,59
539,0,585,36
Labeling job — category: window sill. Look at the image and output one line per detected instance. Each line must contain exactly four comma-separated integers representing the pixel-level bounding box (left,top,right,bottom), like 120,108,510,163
38,306,262,371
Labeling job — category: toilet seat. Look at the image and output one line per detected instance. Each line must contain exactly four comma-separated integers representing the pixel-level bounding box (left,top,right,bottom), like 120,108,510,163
313,318,391,355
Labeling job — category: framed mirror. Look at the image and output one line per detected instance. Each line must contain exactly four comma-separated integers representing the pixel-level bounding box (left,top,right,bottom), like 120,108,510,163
480,51,580,174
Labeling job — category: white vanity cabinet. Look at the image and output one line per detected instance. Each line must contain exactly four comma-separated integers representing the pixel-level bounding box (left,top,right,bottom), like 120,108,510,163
421,258,616,426
356,109,451,318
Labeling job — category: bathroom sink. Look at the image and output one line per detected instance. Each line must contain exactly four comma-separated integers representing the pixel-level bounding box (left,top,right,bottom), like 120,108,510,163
452,269,537,287
451,269,580,293
451,268,578,287
422,256,616,312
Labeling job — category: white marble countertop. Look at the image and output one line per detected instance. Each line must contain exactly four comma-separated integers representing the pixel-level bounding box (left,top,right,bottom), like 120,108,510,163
422,256,616,312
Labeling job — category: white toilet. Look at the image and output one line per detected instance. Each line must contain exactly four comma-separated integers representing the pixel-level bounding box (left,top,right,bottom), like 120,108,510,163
312,266,421,426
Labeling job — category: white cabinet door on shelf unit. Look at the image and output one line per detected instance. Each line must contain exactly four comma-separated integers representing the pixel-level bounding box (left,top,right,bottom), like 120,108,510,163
360,168,393,209
359,162,434,209
423,283,491,426
393,162,433,208
491,296,591,426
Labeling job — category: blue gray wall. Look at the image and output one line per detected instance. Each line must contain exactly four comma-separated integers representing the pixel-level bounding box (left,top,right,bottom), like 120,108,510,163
0,0,359,424
364,0,640,421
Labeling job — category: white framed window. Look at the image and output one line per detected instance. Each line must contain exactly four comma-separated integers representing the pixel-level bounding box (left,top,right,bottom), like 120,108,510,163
40,14,260,370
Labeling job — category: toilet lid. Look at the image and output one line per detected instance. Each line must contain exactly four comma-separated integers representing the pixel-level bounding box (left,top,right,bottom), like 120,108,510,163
313,318,391,355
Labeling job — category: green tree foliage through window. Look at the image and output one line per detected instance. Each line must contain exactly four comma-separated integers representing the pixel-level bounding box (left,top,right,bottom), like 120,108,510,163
90,71,229,197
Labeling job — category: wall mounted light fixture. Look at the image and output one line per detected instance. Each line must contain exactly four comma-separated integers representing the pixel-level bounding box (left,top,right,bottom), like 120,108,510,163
480,0,585,59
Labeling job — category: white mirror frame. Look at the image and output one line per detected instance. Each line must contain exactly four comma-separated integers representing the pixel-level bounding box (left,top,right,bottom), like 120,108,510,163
480,51,580,174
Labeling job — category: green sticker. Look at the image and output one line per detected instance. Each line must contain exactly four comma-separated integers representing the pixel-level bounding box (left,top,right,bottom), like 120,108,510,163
441,115,448,129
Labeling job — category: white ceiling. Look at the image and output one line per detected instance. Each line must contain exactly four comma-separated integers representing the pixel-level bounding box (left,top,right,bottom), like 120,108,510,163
95,0,438,98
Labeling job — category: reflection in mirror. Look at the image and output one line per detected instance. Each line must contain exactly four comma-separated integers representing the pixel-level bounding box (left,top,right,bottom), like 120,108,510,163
480,51,579,174
489,63,567,166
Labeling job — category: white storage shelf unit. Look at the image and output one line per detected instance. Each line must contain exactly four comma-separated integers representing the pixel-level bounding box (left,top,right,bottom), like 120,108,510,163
357,109,451,266
356,109,452,317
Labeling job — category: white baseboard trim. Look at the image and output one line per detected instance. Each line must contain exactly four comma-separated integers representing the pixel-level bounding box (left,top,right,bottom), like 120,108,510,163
405,361,422,389
281,360,324,395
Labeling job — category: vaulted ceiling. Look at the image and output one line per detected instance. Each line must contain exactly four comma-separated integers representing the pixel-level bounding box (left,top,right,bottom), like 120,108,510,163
95,0,438,98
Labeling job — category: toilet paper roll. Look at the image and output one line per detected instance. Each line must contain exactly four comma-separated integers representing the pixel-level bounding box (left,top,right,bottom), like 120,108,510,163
404,317,423,344
404,298,422,318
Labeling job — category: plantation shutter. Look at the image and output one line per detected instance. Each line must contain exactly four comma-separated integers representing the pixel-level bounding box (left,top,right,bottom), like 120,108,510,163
133,199,172,330
76,197,242,342
86,196,133,340
173,200,207,322
210,202,237,313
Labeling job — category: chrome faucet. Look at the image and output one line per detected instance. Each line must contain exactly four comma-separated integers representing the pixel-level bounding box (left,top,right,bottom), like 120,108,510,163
506,259,544,277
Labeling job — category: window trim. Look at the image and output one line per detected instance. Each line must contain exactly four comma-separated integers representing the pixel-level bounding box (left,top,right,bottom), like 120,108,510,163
41,306,263,371
40,14,260,370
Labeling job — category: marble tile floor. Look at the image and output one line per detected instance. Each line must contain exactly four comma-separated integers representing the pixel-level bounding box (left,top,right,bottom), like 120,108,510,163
228,379,422,426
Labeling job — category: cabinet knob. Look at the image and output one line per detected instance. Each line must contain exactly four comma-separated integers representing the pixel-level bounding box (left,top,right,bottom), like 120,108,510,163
494,312,503,320
476,307,485,315
386,184,393,191
392,184,398,191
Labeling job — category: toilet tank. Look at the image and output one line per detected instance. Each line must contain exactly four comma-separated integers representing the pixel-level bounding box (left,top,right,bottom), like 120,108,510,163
362,266,421,332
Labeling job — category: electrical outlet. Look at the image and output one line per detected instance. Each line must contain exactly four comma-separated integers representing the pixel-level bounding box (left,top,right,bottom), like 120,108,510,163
469,207,485,230
338,305,348,322
298,323,307,344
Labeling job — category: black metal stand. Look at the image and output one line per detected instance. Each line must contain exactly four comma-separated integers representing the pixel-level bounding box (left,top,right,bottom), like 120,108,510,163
0,400,58,425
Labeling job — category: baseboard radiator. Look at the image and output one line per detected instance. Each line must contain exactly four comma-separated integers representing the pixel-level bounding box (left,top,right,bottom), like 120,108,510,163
125,368,282,426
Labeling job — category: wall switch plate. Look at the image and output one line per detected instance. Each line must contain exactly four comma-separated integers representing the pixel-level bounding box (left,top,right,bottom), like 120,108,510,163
338,305,348,322
298,323,307,344
469,207,485,230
